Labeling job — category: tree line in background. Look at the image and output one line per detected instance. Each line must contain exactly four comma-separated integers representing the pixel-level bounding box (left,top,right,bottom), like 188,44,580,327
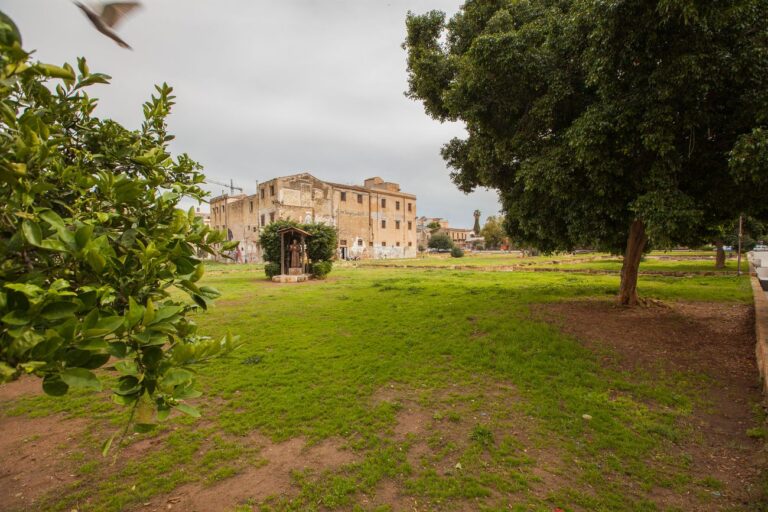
405,0,768,304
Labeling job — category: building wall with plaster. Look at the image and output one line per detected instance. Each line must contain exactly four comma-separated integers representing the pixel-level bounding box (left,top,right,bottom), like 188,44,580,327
210,172,417,262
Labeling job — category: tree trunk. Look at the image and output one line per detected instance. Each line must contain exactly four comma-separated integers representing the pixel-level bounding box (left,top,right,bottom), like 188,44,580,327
714,239,726,269
618,220,647,306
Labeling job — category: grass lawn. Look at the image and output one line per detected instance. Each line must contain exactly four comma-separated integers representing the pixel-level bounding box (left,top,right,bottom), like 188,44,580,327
353,251,743,273
0,264,764,511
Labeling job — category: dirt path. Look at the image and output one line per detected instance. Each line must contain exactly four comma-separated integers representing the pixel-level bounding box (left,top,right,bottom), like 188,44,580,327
537,300,767,510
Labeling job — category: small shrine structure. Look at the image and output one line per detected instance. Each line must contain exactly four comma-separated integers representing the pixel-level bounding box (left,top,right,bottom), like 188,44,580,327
273,226,312,283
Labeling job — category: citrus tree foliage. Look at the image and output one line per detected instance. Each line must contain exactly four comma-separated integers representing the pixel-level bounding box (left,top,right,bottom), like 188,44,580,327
480,216,505,249
428,232,454,251
404,0,768,304
259,220,337,277
0,20,239,434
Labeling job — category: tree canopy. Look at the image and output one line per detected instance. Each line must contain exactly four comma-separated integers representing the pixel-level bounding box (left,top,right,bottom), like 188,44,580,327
480,216,505,249
405,0,768,304
428,232,454,251
0,18,238,438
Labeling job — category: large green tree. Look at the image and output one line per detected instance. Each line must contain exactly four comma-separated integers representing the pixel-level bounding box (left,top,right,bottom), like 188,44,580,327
0,18,239,438
405,0,768,305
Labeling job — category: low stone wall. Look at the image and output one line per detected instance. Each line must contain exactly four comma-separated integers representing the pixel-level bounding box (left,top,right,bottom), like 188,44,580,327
750,273,768,394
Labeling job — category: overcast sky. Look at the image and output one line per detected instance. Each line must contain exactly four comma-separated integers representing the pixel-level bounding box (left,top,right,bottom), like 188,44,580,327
5,0,501,228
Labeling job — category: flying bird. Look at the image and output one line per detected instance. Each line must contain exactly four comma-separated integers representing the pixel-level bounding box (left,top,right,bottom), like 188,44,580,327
74,2,141,50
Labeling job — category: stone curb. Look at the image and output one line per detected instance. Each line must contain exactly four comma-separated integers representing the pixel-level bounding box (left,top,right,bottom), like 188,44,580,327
750,271,768,394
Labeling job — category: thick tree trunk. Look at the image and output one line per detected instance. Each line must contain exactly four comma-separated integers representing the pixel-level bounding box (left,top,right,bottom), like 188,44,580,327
618,220,647,306
714,239,726,269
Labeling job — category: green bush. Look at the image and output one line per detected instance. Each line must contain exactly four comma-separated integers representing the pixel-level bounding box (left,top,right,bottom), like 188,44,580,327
259,220,300,264
304,223,337,262
264,262,281,278
312,260,333,279
0,20,240,431
451,246,465,258
428,232,454,251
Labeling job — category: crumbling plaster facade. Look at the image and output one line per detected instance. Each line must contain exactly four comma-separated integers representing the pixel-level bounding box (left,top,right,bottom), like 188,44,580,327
209,173,418,262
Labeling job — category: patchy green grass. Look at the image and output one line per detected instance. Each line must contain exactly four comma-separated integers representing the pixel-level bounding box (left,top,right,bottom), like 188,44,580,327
0,265,759,511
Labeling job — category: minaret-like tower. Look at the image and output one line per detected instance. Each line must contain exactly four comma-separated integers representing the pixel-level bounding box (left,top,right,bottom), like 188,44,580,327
473,210,481,234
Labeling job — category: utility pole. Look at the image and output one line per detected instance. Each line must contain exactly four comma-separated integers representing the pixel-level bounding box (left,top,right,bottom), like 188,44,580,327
737,214,744,276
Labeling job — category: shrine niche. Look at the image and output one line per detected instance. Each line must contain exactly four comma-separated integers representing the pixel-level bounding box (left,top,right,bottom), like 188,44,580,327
273,226,312,283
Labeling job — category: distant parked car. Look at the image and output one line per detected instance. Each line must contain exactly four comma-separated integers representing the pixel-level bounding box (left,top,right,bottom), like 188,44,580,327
755,244,768,251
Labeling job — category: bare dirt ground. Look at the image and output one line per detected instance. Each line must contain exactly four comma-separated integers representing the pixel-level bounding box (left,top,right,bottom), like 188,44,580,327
537,299,767,510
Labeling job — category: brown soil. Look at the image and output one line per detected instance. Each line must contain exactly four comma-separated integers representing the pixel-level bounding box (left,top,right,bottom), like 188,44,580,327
0,414,88,511
0,376,42,402
139,434,356,512
536,299,767,510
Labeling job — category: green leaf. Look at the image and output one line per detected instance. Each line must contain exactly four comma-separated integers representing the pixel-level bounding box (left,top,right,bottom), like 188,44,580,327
38,209,65,230
101,431,118,456
60,368,101,391
2,310,30,326
83,316,123,338
42,374,69,396
125,297,144,328
86,249,106,272
148,305,183,325
21,220,42,246
37,63,76,80
143,297,156,326
161,368,193,389
75,224,94,250
175,403,200,418
40,301,78,320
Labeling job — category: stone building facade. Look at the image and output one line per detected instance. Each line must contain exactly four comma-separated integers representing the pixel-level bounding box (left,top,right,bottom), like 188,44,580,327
209,173,418,262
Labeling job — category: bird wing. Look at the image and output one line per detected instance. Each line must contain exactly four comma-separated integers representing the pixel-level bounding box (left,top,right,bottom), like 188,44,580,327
99,2,141,28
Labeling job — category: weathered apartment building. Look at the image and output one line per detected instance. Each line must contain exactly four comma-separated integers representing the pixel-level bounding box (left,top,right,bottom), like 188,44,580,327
209,173,418,261
416,216,476,249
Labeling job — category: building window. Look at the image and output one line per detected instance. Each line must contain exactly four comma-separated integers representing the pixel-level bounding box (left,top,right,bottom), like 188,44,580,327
340,239,347,246
249,201,253,213
382,241,386,247
396,201,400,210
253,226,258,232
340,191,347,201
270,184,275,196
369,241,374,247
381,220,386,229
381,198,386,208
396,220,401,229
396,242,400,247
260,188,265,199
269,212,275,223
408,203,412,212
408,242,412,247
261,214,265,226
357,194,363,204
407,221,412,230
358,239,363,246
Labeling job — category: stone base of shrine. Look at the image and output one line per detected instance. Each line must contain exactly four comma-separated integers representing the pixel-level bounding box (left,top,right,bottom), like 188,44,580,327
272,274,311,283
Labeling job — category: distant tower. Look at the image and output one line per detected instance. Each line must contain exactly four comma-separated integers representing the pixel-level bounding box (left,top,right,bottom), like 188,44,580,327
473,210,481,234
